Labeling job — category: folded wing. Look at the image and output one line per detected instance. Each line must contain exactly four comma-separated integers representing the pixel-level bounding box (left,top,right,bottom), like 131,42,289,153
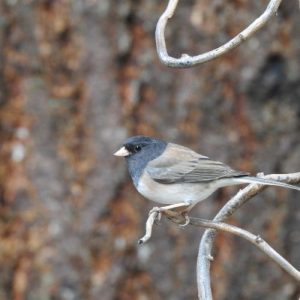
147,143,248,184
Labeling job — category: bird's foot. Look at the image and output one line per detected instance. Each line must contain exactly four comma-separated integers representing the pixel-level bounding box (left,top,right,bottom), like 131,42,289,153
179,212,190,227
149,203,191,226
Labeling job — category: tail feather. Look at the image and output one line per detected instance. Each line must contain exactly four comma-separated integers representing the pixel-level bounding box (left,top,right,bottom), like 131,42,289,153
235,176,300,191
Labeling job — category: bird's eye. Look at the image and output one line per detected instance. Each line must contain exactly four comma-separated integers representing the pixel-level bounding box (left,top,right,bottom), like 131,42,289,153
134,145,141,152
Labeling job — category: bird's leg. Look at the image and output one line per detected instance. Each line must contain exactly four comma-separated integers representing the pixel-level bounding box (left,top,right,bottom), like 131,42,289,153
150,202,190,214
150,203,191,225
140,203,192,244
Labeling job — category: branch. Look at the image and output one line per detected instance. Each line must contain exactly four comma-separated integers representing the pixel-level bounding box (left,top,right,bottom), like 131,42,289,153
197,172,300,300
138,172,300,298
155,0,282,67
169,216,300,281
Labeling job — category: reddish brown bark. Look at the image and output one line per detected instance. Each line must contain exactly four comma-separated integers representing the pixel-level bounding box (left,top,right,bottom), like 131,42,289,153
0,1,299,299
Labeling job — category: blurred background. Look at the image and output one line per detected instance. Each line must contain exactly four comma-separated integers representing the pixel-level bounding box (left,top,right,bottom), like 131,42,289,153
0,0,300,299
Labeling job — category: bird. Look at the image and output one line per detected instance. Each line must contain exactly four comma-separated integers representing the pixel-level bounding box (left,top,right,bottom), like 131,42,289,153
114,135,300,221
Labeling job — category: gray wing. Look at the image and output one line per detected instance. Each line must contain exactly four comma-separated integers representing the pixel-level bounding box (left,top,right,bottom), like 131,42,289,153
146,143,248,184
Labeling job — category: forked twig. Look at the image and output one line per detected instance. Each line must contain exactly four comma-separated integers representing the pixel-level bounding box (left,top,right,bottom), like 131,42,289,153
138,172,300,299
171,216,300,281
197,172,300,300
155,0,282,67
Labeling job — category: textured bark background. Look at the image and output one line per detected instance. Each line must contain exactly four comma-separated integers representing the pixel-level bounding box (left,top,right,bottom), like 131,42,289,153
0,0,299,299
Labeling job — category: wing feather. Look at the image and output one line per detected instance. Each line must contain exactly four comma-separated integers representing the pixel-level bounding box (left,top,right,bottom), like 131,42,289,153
147,143,248,184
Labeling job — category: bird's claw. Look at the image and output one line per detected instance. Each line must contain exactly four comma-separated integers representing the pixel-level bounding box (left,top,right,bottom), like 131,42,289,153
179,213,190,227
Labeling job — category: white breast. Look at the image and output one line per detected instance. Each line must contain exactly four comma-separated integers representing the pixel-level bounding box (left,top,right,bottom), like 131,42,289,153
136,172,218,205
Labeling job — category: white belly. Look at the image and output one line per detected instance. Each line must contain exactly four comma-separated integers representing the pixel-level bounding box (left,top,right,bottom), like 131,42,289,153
136,172,217,205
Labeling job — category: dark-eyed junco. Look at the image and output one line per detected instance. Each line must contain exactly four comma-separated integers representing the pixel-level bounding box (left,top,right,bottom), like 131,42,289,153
114,136,300,215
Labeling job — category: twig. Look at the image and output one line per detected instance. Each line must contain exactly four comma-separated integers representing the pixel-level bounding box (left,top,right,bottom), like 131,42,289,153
169,216,300,281
138,172,300,298
197,172,300,300
155,0,282,67
139,210,159,244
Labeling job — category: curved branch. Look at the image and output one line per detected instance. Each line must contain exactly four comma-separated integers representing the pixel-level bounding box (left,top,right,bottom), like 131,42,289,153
139,205,300,296
155,0,282,67
168,216,300,281
197,172,300,300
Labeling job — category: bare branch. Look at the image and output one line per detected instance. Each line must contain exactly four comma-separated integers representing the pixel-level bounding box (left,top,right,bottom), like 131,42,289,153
138,173,300,298
169,216,300,281
197,172,300,300
155,0,282,67
200,222,300,281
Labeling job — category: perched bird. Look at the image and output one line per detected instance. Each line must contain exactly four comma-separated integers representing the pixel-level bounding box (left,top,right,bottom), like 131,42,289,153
114,136,300,217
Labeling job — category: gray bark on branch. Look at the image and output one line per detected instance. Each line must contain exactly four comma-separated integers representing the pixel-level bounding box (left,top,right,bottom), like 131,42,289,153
155,0,283,67
197,172,300,300
139,172,300,299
